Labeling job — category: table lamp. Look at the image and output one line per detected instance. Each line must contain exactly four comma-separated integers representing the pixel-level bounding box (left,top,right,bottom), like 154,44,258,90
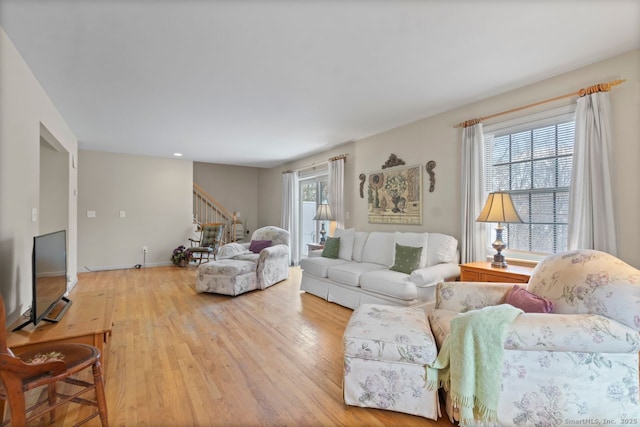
476,192,522,268
313,204,334,244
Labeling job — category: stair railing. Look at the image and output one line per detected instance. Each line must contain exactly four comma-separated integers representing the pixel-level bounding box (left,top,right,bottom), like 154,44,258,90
193,183,233,243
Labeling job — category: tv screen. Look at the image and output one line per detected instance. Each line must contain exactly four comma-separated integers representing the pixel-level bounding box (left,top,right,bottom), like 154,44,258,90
32,229,68,324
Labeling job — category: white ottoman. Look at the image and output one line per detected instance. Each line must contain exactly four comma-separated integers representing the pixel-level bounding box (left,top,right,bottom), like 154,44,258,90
196,259,257,296
343,304,440,420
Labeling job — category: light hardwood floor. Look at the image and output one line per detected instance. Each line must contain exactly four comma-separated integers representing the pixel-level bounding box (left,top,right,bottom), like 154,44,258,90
17,266,454,426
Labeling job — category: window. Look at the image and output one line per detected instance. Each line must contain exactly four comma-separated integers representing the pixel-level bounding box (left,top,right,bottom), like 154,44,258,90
298,167,328,256
483,106,575,258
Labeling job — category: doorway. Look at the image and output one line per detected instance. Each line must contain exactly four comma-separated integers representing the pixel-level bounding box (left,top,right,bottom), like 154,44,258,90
298,172,328,257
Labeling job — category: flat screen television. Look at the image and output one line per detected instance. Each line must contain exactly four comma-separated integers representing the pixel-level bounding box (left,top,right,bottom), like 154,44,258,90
13,230,72,332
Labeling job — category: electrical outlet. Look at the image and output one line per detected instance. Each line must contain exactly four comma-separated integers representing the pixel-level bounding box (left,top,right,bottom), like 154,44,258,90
142,246,148,254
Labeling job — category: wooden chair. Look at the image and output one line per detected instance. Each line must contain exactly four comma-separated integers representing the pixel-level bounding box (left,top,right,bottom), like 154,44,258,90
0,296,108,426
189,223,225,265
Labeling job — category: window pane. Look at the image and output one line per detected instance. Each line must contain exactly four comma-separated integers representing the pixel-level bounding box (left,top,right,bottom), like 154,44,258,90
510,162,531,190
484,116,575,255
492,135,510,164
557,122,575,155
557,156,572,187
532,158,556,189
510,131,531,162
493,164,511,191
532,125,557,158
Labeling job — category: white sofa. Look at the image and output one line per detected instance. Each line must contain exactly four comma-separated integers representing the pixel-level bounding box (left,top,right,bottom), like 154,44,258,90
300,229,459,313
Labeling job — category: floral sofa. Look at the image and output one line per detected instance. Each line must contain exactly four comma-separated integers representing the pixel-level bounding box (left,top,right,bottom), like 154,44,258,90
210,226,290,290
429,249,640,426
300,229,460,313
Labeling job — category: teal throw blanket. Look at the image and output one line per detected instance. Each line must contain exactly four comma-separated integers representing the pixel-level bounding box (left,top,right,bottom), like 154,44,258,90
427,304,523,425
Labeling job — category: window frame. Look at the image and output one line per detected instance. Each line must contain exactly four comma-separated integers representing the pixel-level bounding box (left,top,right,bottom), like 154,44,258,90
482,105,576,262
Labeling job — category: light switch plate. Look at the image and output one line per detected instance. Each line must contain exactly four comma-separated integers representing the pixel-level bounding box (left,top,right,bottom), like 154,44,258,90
87,210,96,218
119,210,126,218
31,208,37,222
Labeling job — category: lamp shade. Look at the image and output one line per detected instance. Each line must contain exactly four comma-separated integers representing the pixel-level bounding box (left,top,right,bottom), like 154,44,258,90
476,192,522,224
313,204,334,221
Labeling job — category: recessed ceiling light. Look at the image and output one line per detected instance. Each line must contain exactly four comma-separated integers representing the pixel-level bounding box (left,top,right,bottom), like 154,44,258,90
173,153,183,157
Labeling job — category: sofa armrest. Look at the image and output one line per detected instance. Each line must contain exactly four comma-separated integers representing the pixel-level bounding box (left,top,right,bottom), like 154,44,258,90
409,263,460,287
506,313,640,353
435,281,522,312
259,243,289,260
431,308,640,354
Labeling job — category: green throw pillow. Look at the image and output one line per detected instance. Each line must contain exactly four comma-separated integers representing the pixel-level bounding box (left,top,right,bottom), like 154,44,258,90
321,237,341,259
390,243,423,274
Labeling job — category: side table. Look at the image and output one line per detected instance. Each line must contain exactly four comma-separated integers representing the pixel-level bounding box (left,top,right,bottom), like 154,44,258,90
460,261,534,283
307,243,324,251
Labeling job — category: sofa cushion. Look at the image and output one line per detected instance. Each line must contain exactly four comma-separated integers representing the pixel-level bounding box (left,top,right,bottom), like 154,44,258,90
352,232,369,262
321,237,340,259
300,256,349,278
328,262,386,287
232,253,260,262
333,228,355,260
390,244,423,274
344,304,437,365
360,269,418,301
426,233,458,266
394,231,428,268
361,232,395,266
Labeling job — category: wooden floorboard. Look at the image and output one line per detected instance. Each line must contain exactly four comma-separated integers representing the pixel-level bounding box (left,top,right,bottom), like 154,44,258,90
15,265,454,426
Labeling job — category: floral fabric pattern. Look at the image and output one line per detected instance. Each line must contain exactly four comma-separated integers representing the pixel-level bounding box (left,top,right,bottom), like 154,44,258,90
343,304,439,420
344,304,437,364
432,249,640,426
527,249,640,330
196,260,258,296
250,226,290,247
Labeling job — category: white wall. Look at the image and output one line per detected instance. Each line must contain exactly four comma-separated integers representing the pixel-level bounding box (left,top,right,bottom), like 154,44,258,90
257,143,356,231
258,49,640,267
77,151,193,270
193,162,259,238
0,27,79,322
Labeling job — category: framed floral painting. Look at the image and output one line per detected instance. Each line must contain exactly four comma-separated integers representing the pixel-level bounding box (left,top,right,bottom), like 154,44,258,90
367,164,422,224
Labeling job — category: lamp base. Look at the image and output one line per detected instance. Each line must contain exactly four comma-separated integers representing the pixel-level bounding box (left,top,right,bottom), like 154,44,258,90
491,225,508,268
491,251,508,268
319,222,327,244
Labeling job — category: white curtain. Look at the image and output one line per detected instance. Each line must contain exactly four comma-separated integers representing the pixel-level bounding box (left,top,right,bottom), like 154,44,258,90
460,123,486,264
281,171,300,265
328,157,345,229
568,92,617,255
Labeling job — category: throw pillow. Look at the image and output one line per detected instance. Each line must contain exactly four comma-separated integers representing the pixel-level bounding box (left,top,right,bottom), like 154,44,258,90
505,285,554,313
321,237,341,259
249,239,272,254
389,244,423,274
394,231,428,268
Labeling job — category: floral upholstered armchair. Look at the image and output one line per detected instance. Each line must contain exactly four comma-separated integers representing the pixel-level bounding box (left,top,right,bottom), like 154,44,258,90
429,249,640,426
219,226,290,289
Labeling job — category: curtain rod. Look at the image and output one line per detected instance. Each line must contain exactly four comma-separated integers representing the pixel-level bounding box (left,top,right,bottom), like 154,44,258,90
455,78,626,129
329,153,348,162
282,153,349,174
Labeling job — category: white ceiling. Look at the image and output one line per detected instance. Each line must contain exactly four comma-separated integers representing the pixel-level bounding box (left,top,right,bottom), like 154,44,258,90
1,1,638,168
